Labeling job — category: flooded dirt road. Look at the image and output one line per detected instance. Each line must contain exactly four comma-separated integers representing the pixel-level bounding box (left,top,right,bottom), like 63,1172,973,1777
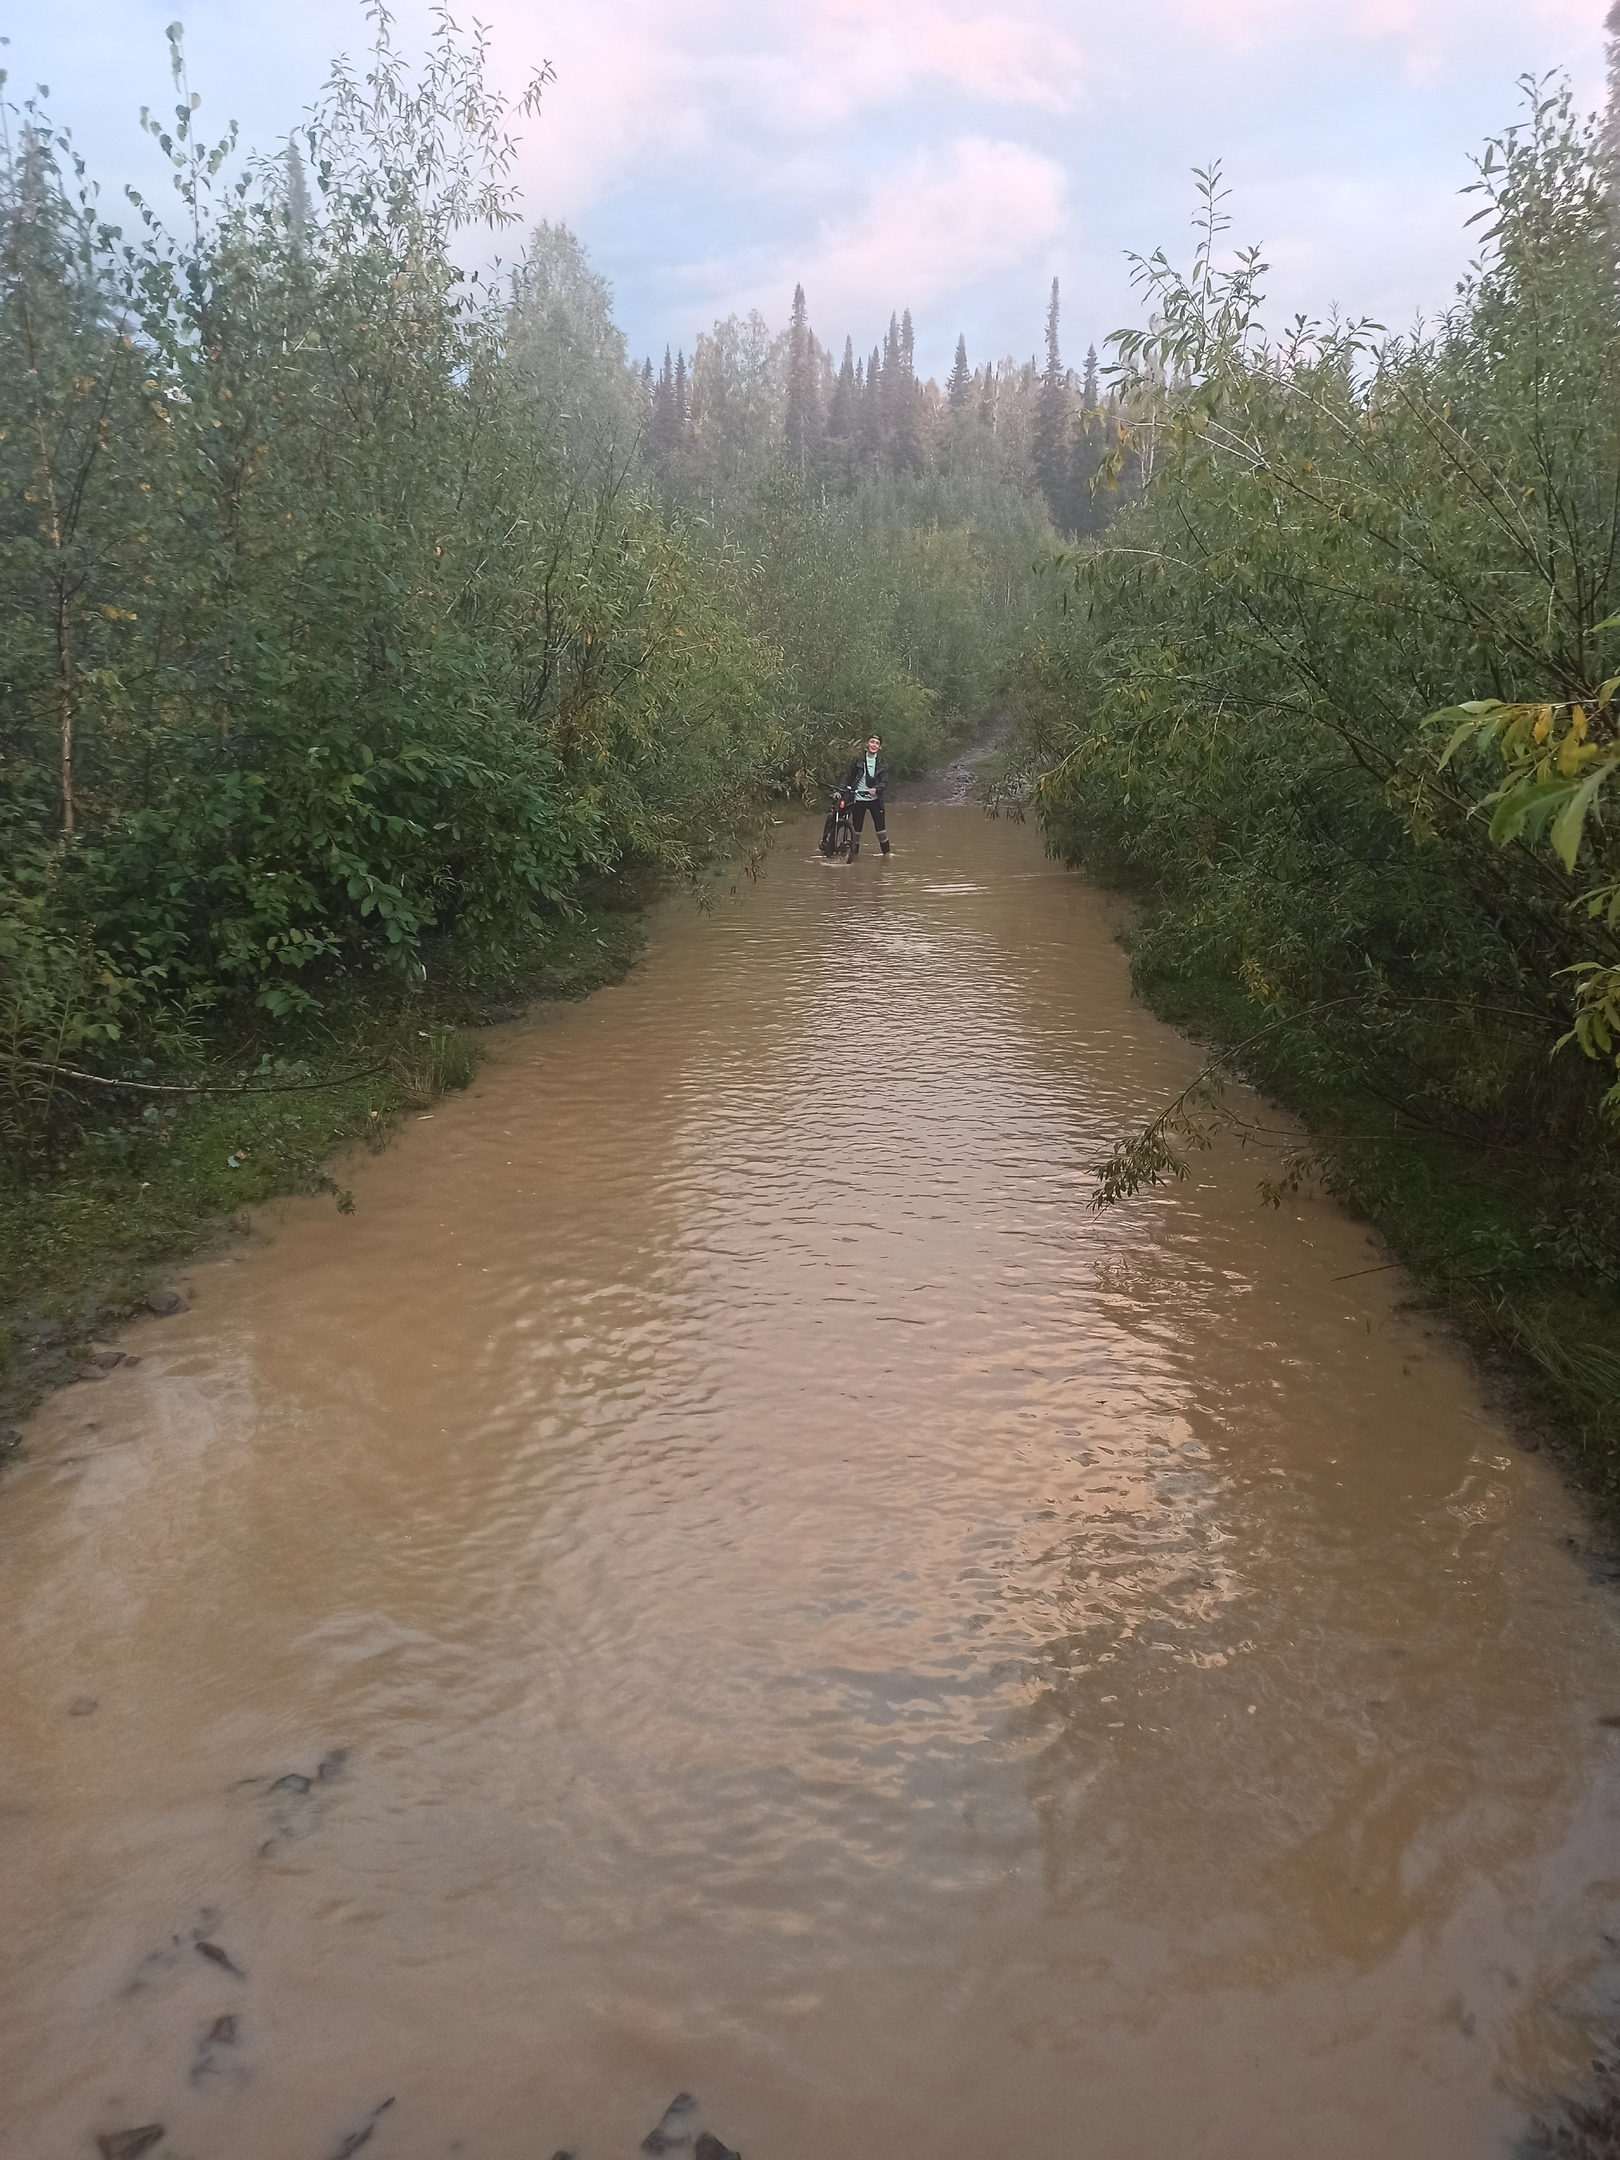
5,805,1620,2160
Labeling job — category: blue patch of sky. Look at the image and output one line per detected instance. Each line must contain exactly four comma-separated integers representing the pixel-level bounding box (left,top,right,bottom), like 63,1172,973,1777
9,0,1607,387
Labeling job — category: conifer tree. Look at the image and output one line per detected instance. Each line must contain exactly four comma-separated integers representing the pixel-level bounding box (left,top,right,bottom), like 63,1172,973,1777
881,313,902,469
824,334,858,492
883,309,922,473
829,334,855,432
652,345,682,468
784,281,820,482
978,362,996,432
1082,342,1099,413
650,345,677,465
674,348,689,431
947,333,971,411
860,341,885,476
1033,277,1071,530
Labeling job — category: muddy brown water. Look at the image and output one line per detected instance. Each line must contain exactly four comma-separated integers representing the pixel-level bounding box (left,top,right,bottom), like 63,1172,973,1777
5,805,1620,2160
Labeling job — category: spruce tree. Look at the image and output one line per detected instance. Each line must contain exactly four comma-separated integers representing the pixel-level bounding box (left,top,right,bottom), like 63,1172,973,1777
285,139,311,233
826,335,856,430
651,346,676,464
825,334,857,493
882,313,901,394
1033,277,1071,530
883,310,921,473
1082,342,1099,413
674,349,689,433
784,281,820,482
947,333,971,411
978,362,996,432
861,341,885,476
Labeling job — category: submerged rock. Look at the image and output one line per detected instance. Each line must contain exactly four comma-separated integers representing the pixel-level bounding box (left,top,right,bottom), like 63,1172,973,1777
190,2009,242,2085
97,2130,165,2160
329,2095,394,2157
147,1288,188,1317
270,1773,312,1794
695,2136,741,2160
67,1696,98,1717
642,2093,698,2152
194,1940,245,1979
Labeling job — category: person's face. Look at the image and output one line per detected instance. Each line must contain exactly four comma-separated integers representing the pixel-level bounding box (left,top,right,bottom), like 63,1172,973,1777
867,738,880,754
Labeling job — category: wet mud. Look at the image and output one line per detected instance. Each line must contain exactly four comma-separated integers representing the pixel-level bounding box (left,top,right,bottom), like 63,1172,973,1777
3,805,1620,2157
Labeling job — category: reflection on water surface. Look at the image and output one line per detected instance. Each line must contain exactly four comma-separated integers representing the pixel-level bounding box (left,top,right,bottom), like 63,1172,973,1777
3,807,1618,2159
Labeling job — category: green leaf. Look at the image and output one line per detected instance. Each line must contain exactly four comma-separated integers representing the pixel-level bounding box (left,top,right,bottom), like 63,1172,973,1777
1548,761,1612,872
1486,775,1575,847
1426,700,1508,768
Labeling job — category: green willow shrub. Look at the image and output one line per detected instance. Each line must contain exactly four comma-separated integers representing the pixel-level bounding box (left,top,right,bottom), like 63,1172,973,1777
712,459,1053,789
0,16,783,1161
1017,90,1620,1187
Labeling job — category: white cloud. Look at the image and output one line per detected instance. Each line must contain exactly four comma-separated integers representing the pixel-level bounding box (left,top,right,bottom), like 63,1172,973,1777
18,0,1614,379
500,0,1087,218
1164,0,1599,71
679,135,1070,346
501,0,1605,245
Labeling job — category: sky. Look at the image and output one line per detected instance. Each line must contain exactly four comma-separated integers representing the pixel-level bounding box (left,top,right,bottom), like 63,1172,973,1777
12,0,1611,382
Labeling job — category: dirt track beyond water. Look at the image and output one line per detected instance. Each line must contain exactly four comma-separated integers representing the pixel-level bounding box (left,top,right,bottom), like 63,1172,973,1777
4,804,1620,2159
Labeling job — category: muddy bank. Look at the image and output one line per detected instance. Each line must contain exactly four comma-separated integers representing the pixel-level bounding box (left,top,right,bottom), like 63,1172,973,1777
887,729,1007,806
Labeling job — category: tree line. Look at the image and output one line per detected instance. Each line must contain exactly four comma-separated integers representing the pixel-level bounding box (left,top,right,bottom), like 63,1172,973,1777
644,276,1122,537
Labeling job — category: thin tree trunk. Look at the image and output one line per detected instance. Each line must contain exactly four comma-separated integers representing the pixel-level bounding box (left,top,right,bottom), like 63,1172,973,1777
34,417,74,835
57,585,74,837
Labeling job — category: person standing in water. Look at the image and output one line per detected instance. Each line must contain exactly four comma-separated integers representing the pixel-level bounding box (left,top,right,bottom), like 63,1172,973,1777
845,733,891,859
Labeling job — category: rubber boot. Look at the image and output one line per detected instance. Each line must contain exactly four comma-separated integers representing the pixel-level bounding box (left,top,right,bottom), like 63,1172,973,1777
879,835,892,856
848,834,860,861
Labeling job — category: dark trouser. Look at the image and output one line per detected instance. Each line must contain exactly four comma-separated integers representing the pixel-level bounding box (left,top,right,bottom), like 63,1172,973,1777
851,799,887,839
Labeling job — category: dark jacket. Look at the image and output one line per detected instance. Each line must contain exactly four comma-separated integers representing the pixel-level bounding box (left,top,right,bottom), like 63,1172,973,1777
845,748,889,802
